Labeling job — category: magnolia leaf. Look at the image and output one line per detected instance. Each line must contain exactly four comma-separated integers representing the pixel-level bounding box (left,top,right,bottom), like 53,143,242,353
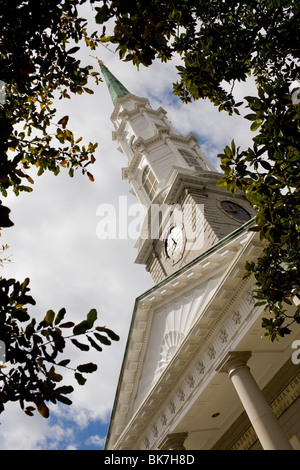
48,366,63,382
55,385,73,395
77,362,97,374
56,395,73,405
67,46,80,54
71,338,89,351
44,309,55,326
26,175,34,184
96,326,120,342
216,177,227,187
84,87,94,94
260,160,271,170
59,321,75,328
224,145,232,158
94,332,111,346
87,172,94,182
58,359,71,367
95,5,110,24
75,372,87,386
87,335,103,352
37,401,49,418
21,277,30,291
250,119,263,131
86,308,97,328
12,309,30,322
24,406,35,416
244,113,257,121
0,203,14,228
54,308,66,325
73,320,89,336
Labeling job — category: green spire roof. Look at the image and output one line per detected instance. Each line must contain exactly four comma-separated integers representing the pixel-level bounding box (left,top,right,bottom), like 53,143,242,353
100,64,130,104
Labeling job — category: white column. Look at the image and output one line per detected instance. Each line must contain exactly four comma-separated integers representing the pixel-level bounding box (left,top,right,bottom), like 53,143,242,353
217,351,293,450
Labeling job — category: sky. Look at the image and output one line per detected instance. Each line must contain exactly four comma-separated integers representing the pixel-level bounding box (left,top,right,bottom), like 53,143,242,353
0,6,258,450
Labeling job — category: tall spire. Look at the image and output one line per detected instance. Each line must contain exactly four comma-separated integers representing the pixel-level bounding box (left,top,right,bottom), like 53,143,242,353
100,63,130,105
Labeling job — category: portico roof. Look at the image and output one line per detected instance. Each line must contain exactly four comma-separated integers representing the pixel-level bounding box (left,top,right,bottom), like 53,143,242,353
105,218,299,449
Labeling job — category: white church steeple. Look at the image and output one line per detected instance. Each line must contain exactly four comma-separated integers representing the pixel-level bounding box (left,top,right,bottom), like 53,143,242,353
101,65,255,282
101,64,217,208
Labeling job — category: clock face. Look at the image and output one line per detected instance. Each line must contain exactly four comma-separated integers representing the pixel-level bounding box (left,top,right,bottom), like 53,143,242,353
220,201,251,222
165,226,184,262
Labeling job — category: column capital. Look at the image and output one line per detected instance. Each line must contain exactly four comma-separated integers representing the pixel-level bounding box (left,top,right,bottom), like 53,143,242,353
216,350,252,377
159,432,188,450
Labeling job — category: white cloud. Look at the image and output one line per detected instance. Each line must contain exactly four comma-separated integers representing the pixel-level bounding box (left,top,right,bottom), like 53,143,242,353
84,434,106,448
0,403,74,450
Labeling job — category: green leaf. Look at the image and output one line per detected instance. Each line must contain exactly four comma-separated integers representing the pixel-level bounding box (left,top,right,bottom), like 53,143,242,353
71,338,89,351
48,366,63,382
255,300,267,307
216,177,227,187
73,320,89,336
248,225,262,232
56,395,72,405
75,372,87,385
95,5,109,24
224,145,232,158
12,309,30,322
87,335,103,351
54,308,66,325
67,47,80,55
250,119,263,131
255,211,266,227
244,113,257,121
86,308,97,328
37,401,49,418
55,385,73,395
84,87,94,94
0,202,14,228
94,332,111,346
24,406,35,416
57,359,71,367
77,362,98,374
59,321,75,328
260,160,271,170
57,115,69,129
96,326,120,342
21,278,30,291
44,309,55,326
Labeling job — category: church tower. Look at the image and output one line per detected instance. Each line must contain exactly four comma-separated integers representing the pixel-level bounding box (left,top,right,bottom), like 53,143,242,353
101,64,255,282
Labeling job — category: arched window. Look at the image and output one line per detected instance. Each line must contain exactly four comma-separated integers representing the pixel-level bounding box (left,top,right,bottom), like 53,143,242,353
142,165,158,200
179,149,204,171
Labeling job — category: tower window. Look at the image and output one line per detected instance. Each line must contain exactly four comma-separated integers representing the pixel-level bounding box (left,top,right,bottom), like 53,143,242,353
142,165,158,200
179,149,204,171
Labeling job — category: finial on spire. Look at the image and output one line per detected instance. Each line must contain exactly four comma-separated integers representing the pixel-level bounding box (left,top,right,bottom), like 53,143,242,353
99,61,130,105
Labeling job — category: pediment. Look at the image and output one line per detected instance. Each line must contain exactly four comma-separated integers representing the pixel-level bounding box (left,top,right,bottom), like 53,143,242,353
134,267,226,410
107,224,264,448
